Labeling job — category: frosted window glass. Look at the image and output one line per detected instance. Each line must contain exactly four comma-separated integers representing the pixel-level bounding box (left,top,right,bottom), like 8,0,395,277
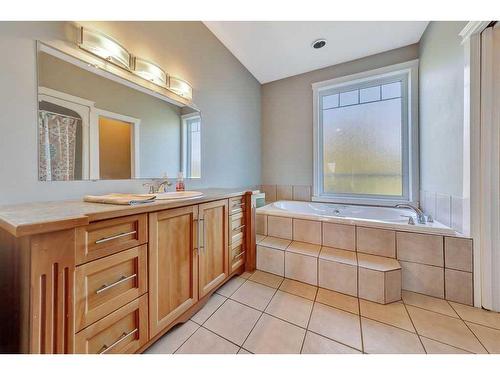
381,81,401,99
360,86,381,103
322,98,403,196
322,94,339,109
339,90,358,106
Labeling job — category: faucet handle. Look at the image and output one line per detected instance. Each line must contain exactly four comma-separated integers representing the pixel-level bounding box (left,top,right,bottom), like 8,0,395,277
427,215,434,223
142,182,155,194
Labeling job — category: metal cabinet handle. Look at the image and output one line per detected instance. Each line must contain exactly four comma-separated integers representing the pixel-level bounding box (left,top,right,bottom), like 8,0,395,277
95,230,137,244
96,274,137,294
232,224,245,231
198,219,205,253
233,251,246,261
98,328,138,354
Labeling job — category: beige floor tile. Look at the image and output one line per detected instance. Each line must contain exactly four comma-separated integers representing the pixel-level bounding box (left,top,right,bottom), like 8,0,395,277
176,327,239,354
215,276,245,297
287,241,321,257
203,299,261,345
231,280,276,310
402,290,458,318
249,270,284,288
301,331,361,354
359,300,415,332
279,279,318,300
238,348,252,354
191,293,227,325
406,305,487,353
308,303,362,350
243,314,306,354
256,234,266,244
466,322,500,353
240,271,254,279
420,337,471,354
146,321,199,354
361,318,425,354
316,288,359,315
259,236,292,250
265,290,313,328
450,302,500,330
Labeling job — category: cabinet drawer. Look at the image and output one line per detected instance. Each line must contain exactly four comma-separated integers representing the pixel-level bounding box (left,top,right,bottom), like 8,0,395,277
76,214,148,264
229,196,246,215
75,295,148,354
231,239,245,272
75,245,148,331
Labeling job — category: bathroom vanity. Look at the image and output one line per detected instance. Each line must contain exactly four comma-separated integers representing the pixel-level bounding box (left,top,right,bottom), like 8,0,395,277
0,189,258,353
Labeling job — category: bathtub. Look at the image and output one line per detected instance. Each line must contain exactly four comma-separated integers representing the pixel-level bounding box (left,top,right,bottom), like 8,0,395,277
257,200,456,236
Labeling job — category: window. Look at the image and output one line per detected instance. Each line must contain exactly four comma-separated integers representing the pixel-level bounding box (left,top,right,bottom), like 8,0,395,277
182,114,201,178
313,61,418,205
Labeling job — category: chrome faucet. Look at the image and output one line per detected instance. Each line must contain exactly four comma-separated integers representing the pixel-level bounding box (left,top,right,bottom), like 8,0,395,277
395,203,427,224
143,178,172,194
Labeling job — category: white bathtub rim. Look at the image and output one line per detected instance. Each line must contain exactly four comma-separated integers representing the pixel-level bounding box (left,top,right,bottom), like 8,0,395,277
257,201,462,237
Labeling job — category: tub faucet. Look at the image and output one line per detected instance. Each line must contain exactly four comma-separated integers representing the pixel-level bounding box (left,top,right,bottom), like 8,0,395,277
395,203,426,224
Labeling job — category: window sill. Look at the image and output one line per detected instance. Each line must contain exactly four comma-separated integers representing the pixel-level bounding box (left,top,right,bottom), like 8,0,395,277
311,195,417,207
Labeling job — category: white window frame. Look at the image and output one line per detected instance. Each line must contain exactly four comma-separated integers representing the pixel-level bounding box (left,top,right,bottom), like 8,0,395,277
312,59,419,206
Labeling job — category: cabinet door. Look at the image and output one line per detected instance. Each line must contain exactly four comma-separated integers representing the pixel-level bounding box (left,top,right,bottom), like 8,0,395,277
148,206,198,338
198,200,229,298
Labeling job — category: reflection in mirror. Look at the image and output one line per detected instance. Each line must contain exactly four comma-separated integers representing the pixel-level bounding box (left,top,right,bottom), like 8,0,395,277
37,48,201,181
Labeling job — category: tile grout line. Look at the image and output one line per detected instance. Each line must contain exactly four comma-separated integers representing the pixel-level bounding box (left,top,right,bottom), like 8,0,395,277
239,276,285,353
172,321,203,354
176,280,247,354
447,299,490,354
299,286,319,353
402,301,427,353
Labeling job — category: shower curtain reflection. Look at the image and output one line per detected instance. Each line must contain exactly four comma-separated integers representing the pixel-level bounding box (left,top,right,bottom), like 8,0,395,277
38,110,81,181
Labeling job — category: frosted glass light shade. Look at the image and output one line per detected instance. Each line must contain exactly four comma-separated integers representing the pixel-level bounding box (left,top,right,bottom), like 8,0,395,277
79,27,132,70
169,76,193,100
133,58,167,87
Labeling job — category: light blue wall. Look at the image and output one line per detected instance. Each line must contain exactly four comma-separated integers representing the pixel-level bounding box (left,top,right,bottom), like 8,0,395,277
0,22,261,204
419,21,467,197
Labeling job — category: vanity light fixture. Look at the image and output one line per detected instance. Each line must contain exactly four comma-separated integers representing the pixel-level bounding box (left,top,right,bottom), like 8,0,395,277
78,27,132,70
168,76,193,100
133,57,168,87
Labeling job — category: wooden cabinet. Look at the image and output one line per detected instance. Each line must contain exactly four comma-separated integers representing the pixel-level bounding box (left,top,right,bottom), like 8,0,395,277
75,295,148,354
198,200,229,298
75,245,148,331
0,192,256,354
148,206,199,337
76,214,147,265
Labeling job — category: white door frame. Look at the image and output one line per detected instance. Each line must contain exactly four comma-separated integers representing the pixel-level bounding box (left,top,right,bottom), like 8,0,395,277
91,109,141,179
460,21,494,309
38,87,94,179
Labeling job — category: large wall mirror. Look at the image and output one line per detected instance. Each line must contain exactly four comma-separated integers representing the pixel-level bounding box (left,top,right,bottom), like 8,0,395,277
37,45,201,181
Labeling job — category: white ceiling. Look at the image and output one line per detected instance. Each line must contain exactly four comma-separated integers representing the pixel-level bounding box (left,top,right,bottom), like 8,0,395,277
204,21,429,84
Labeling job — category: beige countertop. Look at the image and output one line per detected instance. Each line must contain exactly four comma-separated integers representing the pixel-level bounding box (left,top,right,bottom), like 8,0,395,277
0,188,259,238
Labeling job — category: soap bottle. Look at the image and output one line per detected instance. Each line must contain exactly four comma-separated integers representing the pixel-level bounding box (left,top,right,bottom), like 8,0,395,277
176,172,185,192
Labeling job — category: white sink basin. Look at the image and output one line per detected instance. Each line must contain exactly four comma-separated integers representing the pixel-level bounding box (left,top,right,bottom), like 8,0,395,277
155,191,204,200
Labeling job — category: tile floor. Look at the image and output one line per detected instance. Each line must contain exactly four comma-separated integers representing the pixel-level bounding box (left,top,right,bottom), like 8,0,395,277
145,271,500,354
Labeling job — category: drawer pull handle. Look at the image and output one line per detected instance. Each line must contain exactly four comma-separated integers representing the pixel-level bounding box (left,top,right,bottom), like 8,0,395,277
96,274,137,294
98,328,138,354
95,230,137,244
233,251,245,260
232,224,245,231
233,202,245,207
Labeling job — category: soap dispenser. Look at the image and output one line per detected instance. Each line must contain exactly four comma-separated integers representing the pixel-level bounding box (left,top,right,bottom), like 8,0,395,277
176,172,185,192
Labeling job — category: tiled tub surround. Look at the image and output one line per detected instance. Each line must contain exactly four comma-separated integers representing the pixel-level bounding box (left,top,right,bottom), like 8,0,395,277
256,211,474,306
261,184,312,202
146,271,500,354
